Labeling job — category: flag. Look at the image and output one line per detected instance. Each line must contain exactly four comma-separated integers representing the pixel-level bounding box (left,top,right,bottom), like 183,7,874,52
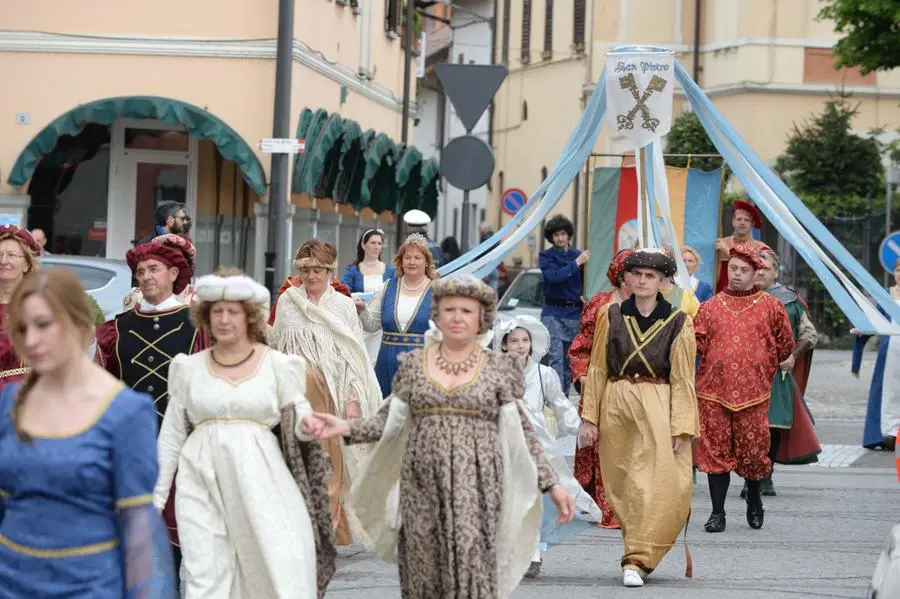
586,165,723,297
605,52,675,149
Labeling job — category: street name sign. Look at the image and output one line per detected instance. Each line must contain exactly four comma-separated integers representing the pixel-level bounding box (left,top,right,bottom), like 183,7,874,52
258,138,305,154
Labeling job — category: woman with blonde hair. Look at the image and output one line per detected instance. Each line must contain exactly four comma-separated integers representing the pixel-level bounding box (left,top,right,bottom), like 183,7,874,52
357,233,437,396
309,275,575,598
0,225,40,389
0,268,176,597
154,269,335,598
681,245,714,303
272,240,382,544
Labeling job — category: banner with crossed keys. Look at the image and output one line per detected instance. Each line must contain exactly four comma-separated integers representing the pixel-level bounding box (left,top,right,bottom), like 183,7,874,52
605,52,675,149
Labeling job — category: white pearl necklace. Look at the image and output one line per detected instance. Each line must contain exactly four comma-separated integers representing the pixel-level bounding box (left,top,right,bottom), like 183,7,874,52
401,276,428,292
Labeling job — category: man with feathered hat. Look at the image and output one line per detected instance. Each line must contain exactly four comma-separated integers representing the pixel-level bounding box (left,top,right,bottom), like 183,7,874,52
95,235,210,580
713,199,770,293
693,246,794,534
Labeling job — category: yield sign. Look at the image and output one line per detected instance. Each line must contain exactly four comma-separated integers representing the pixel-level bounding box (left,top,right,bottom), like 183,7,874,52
436,64,508,132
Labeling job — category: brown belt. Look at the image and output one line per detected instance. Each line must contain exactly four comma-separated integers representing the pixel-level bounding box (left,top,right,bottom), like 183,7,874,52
609,374,668,385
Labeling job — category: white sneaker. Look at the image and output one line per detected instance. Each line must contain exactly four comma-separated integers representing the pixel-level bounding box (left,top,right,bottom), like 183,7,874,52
623,569,644,587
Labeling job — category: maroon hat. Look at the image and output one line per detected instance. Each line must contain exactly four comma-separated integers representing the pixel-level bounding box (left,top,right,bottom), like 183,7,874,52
0,225,39,255
127,239,195,294
733,200,763,229
607,248,636,287
729,245,764,271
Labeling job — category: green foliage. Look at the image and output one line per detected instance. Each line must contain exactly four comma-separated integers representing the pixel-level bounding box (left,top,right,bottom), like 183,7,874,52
818,0,900,74
664,111,728,175
88,294,105,326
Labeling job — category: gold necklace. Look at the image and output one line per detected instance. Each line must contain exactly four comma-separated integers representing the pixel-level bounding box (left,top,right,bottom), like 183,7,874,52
716,291,763,316
436,344,480,375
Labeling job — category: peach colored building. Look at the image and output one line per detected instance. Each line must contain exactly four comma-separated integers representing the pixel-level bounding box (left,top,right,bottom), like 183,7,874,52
490,0,900,268
0,1,435,278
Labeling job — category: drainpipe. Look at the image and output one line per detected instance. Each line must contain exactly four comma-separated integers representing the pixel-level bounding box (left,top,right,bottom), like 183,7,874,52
692,0,701,83
488,0,498,152
266,0,294,295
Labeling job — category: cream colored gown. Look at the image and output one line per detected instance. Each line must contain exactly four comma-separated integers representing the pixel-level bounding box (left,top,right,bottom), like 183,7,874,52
154,349,317,599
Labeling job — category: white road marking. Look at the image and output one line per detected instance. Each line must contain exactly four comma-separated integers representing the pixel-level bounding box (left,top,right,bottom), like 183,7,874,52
809,444,868,468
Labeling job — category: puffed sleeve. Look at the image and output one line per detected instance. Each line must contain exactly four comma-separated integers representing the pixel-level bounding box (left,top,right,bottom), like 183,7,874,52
358,284,386,333
94,319,120,377
569,292,610,387
153,355,189,510
771,301,796,363
693,301,710,356
498,354,559,492
668,316,700,439
347,348,416,445
580,305,611,426
113,389,177,598
274,353,315,442
541,365,580,437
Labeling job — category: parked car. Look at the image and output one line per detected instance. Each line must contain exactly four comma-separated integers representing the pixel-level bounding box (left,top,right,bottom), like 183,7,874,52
40,255,133,321
496,268,543,324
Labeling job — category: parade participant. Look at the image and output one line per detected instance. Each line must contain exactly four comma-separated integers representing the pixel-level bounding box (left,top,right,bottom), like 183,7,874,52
273,240,382,545
403,209,445,267
694,246,794,533
659,246,701,318
309,276,575,598
740,249,820,497
568,247,634,529
123,233,197,312
0,269,175,597
681,245,714,302
540,214,588,394
341,228,396,362
0,225,39,389
154,270,335,598
267,248,352,327
713,200,770,293
96,236,209,578
357,233,436,397
496,315,601,579
578,249,698,588
853,258,900,450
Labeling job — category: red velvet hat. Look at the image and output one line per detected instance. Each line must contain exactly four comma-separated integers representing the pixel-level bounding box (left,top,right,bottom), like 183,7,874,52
729,245,764,271
0,225,39,255
607,248,636,287
733,200,763,229
126,239,195,294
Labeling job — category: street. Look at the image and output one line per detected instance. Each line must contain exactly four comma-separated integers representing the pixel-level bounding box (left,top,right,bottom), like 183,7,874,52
327,350,899,598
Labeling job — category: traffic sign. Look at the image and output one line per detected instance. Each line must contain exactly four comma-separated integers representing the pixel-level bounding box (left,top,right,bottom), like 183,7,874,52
879,230,900,273
501,188,527,216
258,138,305,154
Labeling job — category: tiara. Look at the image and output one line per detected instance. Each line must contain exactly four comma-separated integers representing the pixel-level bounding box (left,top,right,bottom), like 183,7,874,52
403,233,429,246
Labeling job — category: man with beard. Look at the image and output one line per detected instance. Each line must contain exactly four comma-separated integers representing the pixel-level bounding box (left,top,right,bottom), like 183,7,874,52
134,201,190,246
694,246,794,533
713,200,769,293
739,249,820,497
96,235,209,583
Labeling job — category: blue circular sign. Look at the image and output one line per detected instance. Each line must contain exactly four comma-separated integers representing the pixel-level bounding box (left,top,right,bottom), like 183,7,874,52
879,230,900,273
501,188,527,216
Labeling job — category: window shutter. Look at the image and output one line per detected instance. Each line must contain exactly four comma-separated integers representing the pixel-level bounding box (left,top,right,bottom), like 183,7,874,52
543,0,553,59
521,0,532,64
573,0,586,53
502,0,511,65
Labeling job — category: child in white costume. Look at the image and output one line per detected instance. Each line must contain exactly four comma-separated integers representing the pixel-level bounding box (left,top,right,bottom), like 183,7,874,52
494,315,601,578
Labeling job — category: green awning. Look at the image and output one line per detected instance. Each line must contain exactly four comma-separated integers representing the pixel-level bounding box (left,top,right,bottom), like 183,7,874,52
7,96,267,196
359,133,400,213
333,129,373,208
418,158,440,218
291,108,330,194
396,145,424,214
318,120,363,199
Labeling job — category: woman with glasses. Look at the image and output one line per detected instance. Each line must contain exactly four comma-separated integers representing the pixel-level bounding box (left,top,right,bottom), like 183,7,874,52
341,229,395,362
0,225,39,390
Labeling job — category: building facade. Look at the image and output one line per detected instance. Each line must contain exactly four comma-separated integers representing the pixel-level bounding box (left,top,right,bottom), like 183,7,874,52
0,1,436,280
490,0,900,268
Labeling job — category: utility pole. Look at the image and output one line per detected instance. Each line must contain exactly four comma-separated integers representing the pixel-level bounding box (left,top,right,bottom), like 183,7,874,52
396,1,416,250
266,0,294,296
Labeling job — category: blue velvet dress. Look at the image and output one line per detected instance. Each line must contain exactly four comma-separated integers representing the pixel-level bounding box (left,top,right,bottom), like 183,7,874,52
341,263,396,293
852,294,898,448
0,383,175,598
373,277,433,397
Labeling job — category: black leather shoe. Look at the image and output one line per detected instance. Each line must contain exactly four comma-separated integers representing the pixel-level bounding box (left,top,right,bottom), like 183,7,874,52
739,480,748,498
704,512,726,533
761,477,776,496
524,561,541,579
747,504,765,529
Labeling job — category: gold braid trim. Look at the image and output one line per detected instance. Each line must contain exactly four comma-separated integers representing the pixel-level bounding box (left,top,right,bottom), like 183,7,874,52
0,367,31,380
0,533,118,558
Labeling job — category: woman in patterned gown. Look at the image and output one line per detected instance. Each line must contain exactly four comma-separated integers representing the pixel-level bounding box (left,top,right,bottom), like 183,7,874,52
309,276,576,598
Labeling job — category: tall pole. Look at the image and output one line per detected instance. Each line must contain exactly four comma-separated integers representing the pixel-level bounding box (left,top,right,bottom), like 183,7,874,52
886,167,894,286
397,1,416,250
460,188,471,251
266,0,294,296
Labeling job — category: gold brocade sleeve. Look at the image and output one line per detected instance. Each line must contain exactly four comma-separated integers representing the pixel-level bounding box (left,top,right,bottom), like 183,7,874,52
580,305,611,426
668,316,700,439
679,289,700,319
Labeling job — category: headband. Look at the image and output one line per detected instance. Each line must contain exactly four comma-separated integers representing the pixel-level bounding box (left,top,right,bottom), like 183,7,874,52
295,256,338,270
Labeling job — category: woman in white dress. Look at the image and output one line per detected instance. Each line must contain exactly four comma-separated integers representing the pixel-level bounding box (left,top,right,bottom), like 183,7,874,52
154,270,331,598
273,239,382,544
494,315,602,579
341,229,397,362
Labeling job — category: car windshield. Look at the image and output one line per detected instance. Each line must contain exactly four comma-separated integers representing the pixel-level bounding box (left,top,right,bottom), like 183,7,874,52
499,271,544,310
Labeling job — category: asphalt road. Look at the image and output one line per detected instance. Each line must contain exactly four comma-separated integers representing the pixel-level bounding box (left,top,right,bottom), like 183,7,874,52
327,350,898,598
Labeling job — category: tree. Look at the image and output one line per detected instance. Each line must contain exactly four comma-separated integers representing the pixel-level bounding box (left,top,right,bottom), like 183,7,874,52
818,0,900,74
664,111,727,174
774,94,884,219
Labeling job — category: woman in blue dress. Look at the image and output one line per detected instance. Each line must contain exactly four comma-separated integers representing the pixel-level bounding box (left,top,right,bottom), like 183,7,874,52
0,268,175,598
681,245,714,303
342,228,396,362
357,233,436,397
852,258,900,450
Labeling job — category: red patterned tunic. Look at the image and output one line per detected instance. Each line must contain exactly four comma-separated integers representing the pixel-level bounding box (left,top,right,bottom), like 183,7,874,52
693,288,794,479
0,304,28,390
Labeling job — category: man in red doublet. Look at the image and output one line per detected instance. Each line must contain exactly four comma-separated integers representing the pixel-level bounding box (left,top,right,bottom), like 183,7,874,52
713,200,770,293
569,248,634,529
694,246,794,533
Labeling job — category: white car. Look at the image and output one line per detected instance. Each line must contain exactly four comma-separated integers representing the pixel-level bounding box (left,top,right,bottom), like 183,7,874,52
496,268,544,323
40,255,133,321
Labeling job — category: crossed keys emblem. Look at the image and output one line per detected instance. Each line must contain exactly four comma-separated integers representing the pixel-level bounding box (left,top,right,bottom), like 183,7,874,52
616,73,668,134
